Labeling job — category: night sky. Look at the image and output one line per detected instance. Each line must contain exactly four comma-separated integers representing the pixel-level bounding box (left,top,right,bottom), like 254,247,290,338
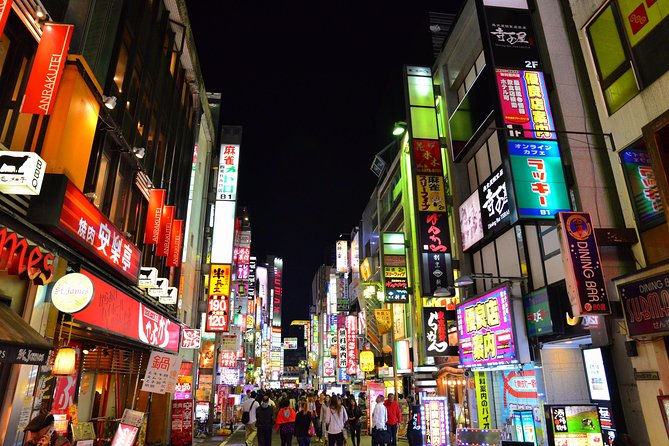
186,2,463,329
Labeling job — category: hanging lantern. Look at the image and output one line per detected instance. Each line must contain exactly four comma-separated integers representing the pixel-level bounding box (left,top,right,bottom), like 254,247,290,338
360,350,375,372
53,346,76,375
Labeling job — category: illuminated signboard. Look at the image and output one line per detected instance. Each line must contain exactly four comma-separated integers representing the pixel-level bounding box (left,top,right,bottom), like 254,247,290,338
144,189,166,245
211,200,236,264
422,308,458,357
216,144,240,201
547,405,604,446
269,256,283,328
166,219,184,267
420,397,449,446
205,264,231,332
337,316,347,369
416,175,447,212
582,348,611,402
559,212,610,315
0,0,12,39
181,329,201,349
336,240,349,273
456,284,518,368
283,338,298,349
0,151,47,195
346,315,358,375
28,175,141,283
523,288,554,337
618,270,669,337
496,69,555,141
381,232,409,303
508,139,571,219
620,147,665,230
350,234,360,273
459,190,484,251
484,5,542,71
21,23,73,115
157,205,175,257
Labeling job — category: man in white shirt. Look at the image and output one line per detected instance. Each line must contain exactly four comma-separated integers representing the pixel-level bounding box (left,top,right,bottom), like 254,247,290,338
372,395,388,446
242,391,259,446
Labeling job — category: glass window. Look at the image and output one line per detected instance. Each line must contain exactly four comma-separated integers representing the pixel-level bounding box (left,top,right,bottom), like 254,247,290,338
603,67,639,114
110,160,132,230
94,150,112,209
113,38,129,93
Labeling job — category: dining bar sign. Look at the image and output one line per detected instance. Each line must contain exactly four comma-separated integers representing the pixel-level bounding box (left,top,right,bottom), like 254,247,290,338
618,270,669,338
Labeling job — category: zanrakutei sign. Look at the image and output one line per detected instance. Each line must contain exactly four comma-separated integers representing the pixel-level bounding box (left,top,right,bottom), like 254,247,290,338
0,152,47,195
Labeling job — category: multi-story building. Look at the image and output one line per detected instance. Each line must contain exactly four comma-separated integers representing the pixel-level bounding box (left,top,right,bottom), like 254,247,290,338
0,1,214,444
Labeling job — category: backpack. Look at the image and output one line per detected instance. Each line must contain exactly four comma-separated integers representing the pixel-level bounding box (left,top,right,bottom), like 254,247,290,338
242,400,256,424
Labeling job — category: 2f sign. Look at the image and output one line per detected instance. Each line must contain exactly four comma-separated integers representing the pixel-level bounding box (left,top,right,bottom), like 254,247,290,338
525,60,539,69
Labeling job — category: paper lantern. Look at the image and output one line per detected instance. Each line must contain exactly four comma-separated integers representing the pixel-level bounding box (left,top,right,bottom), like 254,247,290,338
53,347,76,375
360,350,375,372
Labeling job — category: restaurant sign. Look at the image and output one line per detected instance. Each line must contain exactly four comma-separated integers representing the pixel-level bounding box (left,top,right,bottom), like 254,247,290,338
381,232,409,303
422,307,458,357
618,270,669,337
0,151,47,195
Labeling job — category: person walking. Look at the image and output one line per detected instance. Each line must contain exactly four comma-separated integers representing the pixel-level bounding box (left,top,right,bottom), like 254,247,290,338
325,397,348,446
257,396,276,446
346,397,363,446
320,395,331,444
371,395,388,446
276,399,297,446
384,393,401,446
243,391,260,446
405,396,423,446
295,400,316,446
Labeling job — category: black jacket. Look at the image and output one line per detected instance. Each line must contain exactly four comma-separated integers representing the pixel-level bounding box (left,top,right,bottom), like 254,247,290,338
256,405,275,429
295,410,314,437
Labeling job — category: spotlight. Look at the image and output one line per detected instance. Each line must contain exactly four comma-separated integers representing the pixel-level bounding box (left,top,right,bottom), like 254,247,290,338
132,147,145,159
102,95,117,110
392,121,407,136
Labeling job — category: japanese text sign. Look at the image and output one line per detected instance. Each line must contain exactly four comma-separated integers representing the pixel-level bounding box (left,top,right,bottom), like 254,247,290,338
548,405,604,444
166,219,184,267
206,264,231,332
621,147,665,230
219,350,237,368
28,175,141,282
375,309,392,335
618,270,669,337
422,308,457,357
459,190,484,251
413,139,443,174
345,315,358,375
141,351,181,394
180,329,201,349
484,5,542,71
337,316,347,369
496,69,555,140
457,284,518,367
509,139,570,219
157,205,175,257
381,232,409,303
475,372,491,429
110,424,138,446
559,212,610,315
416,175,447,212
21,23,73,115
478,165,516,233
170,399,193,446
144,189,165,244
420,397,449,446
336,240,349,273
75,269,180,352
217,144,240,201
174,376,193,400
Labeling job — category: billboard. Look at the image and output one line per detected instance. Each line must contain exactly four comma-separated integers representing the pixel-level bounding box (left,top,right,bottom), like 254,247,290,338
546,405,604,446
618,270,669,337
206,264,231,332
216,144,240,201
211,201,236,264
336,240,349,273
456,284,518,368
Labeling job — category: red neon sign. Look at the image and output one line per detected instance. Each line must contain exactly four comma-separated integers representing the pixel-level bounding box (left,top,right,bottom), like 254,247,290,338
0,227,54,284
166,219,183,267
144,189,165,245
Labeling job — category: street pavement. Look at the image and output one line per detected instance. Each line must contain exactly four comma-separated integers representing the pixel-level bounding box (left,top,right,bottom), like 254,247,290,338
194,425,411,446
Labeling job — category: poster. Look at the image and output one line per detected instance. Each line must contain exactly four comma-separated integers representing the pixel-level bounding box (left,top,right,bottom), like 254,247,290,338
547,405,604,446
141,351,181,394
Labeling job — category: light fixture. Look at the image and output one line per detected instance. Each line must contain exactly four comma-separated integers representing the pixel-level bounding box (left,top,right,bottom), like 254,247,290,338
53,346,76,375
102,95,117,110
132,147,145,159
453,273,527,288
392,121,407,136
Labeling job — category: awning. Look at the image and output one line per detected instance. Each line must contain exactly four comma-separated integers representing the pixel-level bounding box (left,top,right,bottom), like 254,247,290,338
0,304,52,365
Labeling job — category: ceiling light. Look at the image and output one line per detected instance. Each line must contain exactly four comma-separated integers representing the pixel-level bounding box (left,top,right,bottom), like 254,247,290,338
132,147,145,159
102,95,117,110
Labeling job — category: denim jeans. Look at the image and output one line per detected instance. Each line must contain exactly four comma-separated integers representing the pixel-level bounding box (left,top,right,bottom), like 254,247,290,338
297,437,311,446
387,424,398,446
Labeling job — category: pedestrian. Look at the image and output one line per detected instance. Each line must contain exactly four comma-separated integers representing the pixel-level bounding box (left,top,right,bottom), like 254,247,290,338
276,399,297,446
295,400,316,446
346,397,362,446
371,395,388,446
405,396,422,446
384,393,401,446
23,412,71,446
320,395,331,444
243,391,260,446
257,396,276,446
325,396,348,446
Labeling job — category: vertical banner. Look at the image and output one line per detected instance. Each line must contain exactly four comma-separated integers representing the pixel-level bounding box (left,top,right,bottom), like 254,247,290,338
0,0,12,40
559,212,610,315
170,399,193,446
167,219,184,267
144,189,166,244
337,316,347,370
375,309,392,335
21,23,74,115
381,232,409,303
157,205,175,256
345,315,358,375
475,372,491,429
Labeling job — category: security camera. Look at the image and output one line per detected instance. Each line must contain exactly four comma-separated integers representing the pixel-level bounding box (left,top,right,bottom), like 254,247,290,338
463,369,473,378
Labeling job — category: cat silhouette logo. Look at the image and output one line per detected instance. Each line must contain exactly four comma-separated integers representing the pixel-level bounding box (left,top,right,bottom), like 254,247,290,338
0,152,46,195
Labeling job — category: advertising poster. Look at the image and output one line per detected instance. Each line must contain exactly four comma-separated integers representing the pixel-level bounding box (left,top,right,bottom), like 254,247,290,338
459,190,484,251
524,287,554,337
141,351,181,394
420,397,449,446
456,285,518,367
367,382,385,432
559,212,610,316
582,348,611,401
170,399,194,446
175,376,193,400
618,270,669,337
475,372,491,429
547,405,604,446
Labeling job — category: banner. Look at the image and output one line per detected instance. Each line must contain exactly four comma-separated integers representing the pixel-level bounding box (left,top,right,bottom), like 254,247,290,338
375,309,392,335
475,372,491,429
141,351,181,394
21,23,73,115
144,189,165,244
170,399,193,446
167,219,184,267
559,212,610,316
157,205,175,257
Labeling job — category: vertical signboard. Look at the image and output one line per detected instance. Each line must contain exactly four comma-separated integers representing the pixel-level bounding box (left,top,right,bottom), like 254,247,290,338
206,264,231,332
420,397,449,446
269,256,283,328
337,316,347,370
558,212,610,315
422,307,458,357
21,23,74,115
403,68,454,297
144,189,166,244
167,219,184,267
157,205,175,257
618,270,669,337
381,232,409,303
345,315,357,375
336,240,349,273
475,372,491,429
170,399,193,446
216,144,241,201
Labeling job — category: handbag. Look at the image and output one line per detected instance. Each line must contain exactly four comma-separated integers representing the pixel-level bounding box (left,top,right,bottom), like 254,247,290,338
308,421,316,437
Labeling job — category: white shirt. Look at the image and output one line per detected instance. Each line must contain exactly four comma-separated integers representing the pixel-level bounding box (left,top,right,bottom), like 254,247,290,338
372,403,387,430
242,398,258,424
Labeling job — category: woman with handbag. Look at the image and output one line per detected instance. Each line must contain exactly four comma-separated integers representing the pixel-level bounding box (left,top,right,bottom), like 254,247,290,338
295,400,316,446
276,399,297,446
325,397,348,446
